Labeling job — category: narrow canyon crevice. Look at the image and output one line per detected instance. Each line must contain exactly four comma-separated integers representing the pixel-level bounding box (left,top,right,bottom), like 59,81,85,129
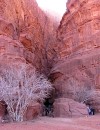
0,0,100,120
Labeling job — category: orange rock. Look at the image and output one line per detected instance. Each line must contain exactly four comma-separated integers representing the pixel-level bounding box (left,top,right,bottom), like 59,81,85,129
0,0,57,120
53,98,88,117
24,103,41,120
50,0,100,112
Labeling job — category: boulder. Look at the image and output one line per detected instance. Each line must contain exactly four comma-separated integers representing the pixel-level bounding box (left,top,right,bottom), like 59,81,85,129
24,103,41,120
53,98,88,117
0,102,6,121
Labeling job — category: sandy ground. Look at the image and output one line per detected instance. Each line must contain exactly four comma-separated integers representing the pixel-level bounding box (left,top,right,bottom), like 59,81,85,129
0,115,100,130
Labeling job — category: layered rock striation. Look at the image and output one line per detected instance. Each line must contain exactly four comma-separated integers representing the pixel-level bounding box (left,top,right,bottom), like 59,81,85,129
0,0,58,73
50,0,100,115
0,0,58,120
0,0,100,119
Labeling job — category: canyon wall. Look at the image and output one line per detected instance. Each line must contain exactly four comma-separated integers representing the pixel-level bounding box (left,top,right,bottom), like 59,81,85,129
50,0,100,116
0,0,58,74
0,0,58,120
0,0,100,119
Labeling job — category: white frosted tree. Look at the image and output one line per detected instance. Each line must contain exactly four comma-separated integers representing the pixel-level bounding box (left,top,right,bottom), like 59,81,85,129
0,64,52,122
66,77,98,103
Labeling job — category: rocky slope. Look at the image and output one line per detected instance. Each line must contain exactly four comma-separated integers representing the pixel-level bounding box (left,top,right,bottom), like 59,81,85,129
50,0,100,116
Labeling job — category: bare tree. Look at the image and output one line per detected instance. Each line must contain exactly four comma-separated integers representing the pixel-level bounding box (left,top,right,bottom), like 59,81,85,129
71,80,100,104
66,77,98,103
0,64,52,122
81,89,100,104
73,86,92,103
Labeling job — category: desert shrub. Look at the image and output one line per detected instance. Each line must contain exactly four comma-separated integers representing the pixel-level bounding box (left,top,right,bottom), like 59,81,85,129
0,64,52,122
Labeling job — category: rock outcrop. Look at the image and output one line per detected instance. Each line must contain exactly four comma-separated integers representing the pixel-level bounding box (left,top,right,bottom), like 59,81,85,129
0,102,5,120
24,103,41,120
0,0,58,73
0,0,58,120
50,0,100,113
0,0,100,119
53,98,87,117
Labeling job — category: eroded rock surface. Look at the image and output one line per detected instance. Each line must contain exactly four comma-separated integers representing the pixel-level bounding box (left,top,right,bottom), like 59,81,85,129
0,0,100,119
0,0,58,120
50,0,100,112
0,0,58,73
53,98,87,117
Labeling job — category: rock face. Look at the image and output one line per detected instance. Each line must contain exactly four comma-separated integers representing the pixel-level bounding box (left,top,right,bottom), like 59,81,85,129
53,98,88,117
0,102,6,120
0,0,58,120
50,0,100,113
0,0,58,73
24,103,41,120
0,0,100,119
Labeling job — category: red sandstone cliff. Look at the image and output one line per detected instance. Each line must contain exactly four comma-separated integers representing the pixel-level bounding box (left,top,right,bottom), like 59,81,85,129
0,0,100,119
0,0,58,120
0,0,58,74
50,0,100,116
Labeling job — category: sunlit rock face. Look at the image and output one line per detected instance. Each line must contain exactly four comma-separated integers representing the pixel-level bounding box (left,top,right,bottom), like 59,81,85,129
0,0,58,120
50,0,100,112
0,0,58,73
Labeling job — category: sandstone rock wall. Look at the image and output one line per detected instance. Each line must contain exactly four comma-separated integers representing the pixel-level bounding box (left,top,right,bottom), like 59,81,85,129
0,0,58,73
0,0,100,119
50,0,100,112
0,0,58,120
57,0,100,58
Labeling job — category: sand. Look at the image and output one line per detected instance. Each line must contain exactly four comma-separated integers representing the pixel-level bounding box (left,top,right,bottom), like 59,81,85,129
0,115,100,130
